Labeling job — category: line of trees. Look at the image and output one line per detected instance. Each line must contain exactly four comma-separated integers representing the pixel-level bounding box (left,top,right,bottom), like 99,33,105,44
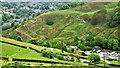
58,2,84,10
11,33,119,52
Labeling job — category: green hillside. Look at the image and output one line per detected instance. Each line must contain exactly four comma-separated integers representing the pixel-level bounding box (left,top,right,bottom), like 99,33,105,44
9,2,119,42
1,2,120,68
0,37,89,67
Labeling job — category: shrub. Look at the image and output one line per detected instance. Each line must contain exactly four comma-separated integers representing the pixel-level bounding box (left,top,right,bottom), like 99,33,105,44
2,25,11,30
81,14,90,22
94,37,102,46
63,44,67,51
11,36,22,41
56,55,63,60
118,1,120,6
48,51,54,59
41,49,55,59
80,5,92,12
42,38,50,47
50,39,62,49
28,38,38,45
91,9,108,25
11,23,20,29
73,36,79,46
46,21,54,25
78,43,91,51
85,32,95,46
41,49,48,57
68,2,84,8
70,57,74,61
59,4,70,10
28,38,49,46
109,8,120,28
88,53,100,63
2,62,25,68
107,39,119,50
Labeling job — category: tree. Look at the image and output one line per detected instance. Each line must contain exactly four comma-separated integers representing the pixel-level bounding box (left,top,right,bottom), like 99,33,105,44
88,53,100,64
42,38,50,47
28,38,38,45
59,4,70,10
68,2,84,8
94,37,102,46
73,36,79,46
46,20,54,25
50,39,62,49
109,7,120,28
63,42,67,51
101,37,108,49
78,43,91,51
86,32,94,46
2,14,11,22
11,23,20,29
91,9,107,25
107,39,119,50
118,1,120,6
11,36,22,41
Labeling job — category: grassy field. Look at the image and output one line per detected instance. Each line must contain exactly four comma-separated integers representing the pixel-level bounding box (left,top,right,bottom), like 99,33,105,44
0,41,89,67
0,37,119,68
1,37,85,58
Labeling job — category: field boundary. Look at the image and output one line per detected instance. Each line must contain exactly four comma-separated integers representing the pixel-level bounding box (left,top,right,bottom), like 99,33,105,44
0,56,70,65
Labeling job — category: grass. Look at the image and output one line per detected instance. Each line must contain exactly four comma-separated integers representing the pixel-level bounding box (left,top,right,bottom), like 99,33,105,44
0,38,89,66
109,60,120,65
0,42,89,66
1,38,119,67
1,2,119,67
0,60,7,68
1,37,84,59
10,3,118,42
1,42,48,60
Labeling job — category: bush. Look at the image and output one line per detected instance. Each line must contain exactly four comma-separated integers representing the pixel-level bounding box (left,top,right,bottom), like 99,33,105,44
68,2,84,8
94,37,102,46
107,58,117,61
78,43,91,51
67,48,74,53
46,21,54,25
63,44,67,51
109,8,120,28
88,53,100,63
70,57,74,61
28,38,49,47
56,55,63,60
107,39,119,50
11,23,20,29
80,5,92,12
11,36,22,41
81,14,91,22
91,9,108,25
2,62,25,68
50,39,62,49
28,38,39,45
2,25,11,30
118,1,120,6
41,49,55,59
59,4,70,10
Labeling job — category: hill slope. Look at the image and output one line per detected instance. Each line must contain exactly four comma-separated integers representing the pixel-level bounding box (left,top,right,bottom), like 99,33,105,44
10,2,119,41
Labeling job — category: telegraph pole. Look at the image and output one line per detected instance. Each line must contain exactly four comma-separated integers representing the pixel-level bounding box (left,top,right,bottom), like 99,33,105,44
61,41,63,53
